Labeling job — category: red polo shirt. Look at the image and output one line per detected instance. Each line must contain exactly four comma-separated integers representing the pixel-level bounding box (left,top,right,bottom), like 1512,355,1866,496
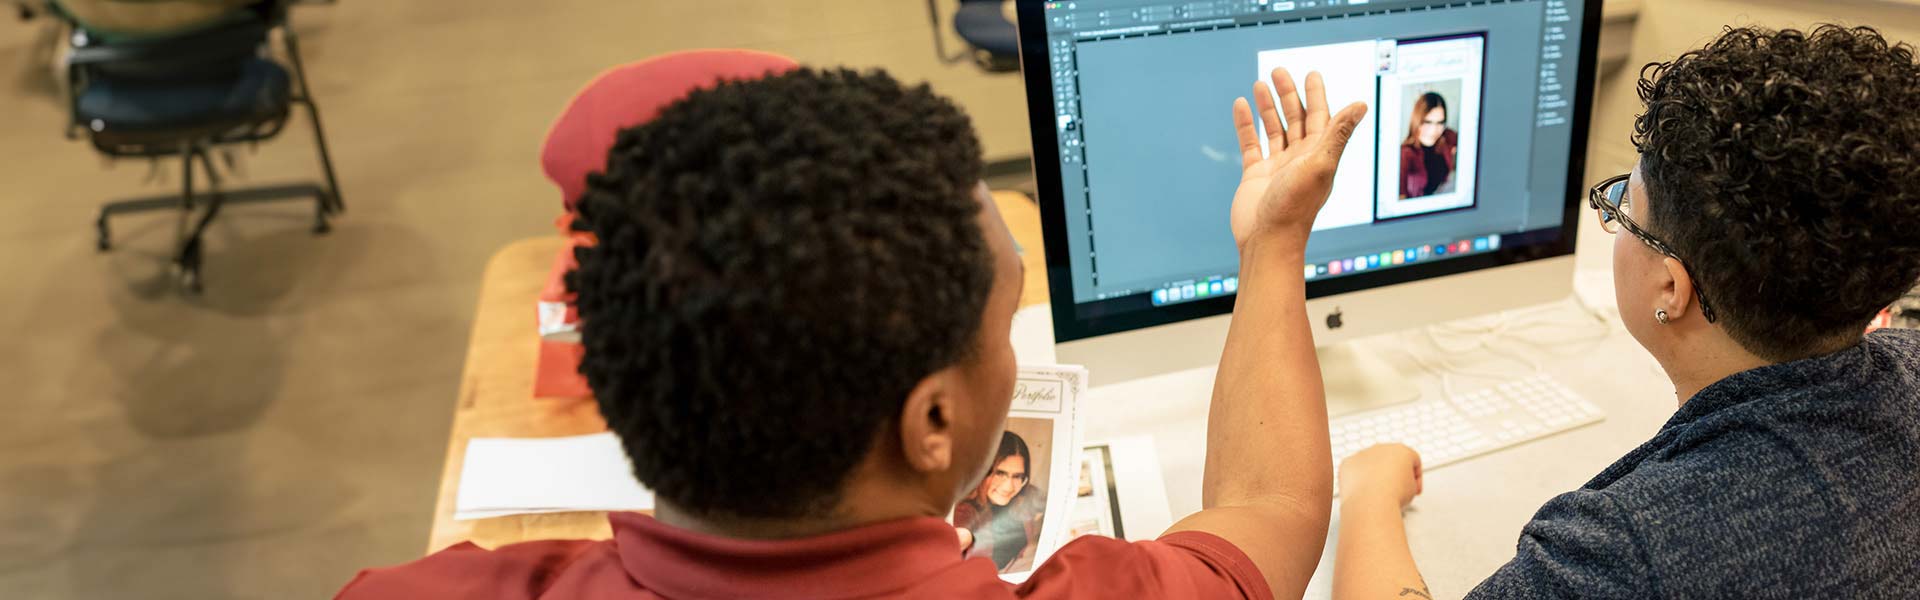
337,512,1271,599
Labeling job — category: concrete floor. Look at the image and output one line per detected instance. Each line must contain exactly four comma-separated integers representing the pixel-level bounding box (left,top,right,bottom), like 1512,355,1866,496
0,0,1912,598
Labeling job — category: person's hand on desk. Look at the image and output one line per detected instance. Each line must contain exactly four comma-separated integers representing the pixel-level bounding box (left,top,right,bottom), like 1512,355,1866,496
1338,443,1424,506
1334,443,1432,600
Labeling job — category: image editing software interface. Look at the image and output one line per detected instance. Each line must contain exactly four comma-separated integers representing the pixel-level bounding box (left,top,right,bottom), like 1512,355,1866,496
1032,0,1590,338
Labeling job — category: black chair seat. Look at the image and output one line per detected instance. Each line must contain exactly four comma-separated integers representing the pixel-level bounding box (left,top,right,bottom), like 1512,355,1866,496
954,2,1018,58
67,1,343,294
78,56,289,133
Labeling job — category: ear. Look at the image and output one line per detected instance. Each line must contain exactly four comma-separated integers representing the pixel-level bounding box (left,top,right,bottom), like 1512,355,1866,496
1661,257,1697,320
897,368,961,474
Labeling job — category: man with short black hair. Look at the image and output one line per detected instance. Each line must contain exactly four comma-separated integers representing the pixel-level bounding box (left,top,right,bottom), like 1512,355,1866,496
339,64,1370,599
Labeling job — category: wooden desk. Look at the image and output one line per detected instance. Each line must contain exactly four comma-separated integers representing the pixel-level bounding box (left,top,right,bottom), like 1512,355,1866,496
428,190,1050,552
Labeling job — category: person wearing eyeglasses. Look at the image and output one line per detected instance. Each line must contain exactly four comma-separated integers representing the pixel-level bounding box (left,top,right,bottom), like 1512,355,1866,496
954,431,1046,572
1398,91,1457,200
1333,24,1920,599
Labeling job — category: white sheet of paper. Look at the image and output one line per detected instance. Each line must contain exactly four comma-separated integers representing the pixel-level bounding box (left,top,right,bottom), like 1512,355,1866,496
1103,435,1175,542
1010,305,1058,365
1256,40,1382,232
454,432,653,520
955,364,1087,584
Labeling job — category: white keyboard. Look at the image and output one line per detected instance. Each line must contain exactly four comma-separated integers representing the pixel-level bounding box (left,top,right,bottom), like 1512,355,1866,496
1330,374,1605,480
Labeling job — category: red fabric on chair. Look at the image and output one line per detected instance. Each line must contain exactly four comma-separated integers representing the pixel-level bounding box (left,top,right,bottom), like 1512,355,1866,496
531,50,800,400
539,49,801,211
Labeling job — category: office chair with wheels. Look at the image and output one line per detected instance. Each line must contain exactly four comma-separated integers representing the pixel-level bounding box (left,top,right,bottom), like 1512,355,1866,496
924,0,1032,190
927,0,1019,72
60,0,341,294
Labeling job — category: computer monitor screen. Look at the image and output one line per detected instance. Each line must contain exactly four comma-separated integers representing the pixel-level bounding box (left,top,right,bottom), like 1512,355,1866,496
1018,0,1600,342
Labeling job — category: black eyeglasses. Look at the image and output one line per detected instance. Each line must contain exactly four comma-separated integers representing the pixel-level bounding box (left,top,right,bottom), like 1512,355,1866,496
1589,173,1718,323
988,468,1029,486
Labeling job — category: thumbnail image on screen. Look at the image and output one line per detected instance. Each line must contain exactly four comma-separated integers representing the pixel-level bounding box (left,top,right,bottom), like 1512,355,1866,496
1396,80,1463,199
1376,34,1484,221
1252,33,1487,230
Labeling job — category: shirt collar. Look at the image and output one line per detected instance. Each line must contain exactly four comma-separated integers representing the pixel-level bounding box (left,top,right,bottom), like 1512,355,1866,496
611,512,966,599
1668,336,1874,428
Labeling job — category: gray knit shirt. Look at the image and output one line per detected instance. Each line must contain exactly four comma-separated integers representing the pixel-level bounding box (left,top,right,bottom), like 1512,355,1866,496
1467,329,1920,599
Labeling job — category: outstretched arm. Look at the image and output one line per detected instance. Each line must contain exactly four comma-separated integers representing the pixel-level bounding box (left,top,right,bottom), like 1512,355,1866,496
1162,67,1368,599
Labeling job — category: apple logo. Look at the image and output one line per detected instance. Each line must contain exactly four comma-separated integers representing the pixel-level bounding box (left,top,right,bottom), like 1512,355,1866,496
1326,308,1344,330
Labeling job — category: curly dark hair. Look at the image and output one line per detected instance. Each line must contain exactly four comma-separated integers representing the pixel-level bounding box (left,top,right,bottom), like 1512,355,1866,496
566,68,992,519
1634,25,1920,361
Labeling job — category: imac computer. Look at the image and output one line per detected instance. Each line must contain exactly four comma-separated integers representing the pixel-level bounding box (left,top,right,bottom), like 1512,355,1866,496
1015,0,1603,411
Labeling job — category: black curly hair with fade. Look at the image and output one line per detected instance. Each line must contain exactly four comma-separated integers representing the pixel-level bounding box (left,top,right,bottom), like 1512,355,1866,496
1634,24,1920,362
566,68,992,519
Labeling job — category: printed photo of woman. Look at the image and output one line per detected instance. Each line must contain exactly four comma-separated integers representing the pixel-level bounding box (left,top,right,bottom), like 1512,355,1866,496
954,428,1049,573
1399,90,1459,200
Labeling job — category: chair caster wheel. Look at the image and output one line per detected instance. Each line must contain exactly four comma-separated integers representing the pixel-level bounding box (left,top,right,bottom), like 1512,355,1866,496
175,239,204,294
313,219,331,235
180,270,203,295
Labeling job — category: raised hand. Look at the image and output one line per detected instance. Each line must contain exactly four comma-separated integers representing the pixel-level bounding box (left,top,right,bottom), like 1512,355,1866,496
1230,68,1369,251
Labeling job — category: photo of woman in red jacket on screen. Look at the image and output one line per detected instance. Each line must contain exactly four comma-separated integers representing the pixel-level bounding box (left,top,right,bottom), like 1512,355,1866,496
1400,91,1458,200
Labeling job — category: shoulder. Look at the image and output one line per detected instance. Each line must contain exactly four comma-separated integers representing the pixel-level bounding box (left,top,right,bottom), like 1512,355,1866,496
334,539,614,600
1468,489,1650,599
1013,533,1271,600
1574,434,1914,594
1488,417,1881,595
1867,328,1920,359
1863,329,1920,397
1601,424,1835,529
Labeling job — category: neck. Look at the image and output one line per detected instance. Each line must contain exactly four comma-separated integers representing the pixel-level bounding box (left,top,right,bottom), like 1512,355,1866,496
653,459,953,540
1659,333,1772,406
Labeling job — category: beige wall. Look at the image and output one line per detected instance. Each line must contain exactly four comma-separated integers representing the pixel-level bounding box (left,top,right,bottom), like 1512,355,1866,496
1574,0,1920,265
1587,0,1920,179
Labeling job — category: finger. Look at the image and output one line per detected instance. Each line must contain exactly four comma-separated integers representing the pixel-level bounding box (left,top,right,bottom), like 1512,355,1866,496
1304,71,1331,136
1252,81,1287,151
1232,97,1263,168
1270,67,1307,146
1318,102,1370,163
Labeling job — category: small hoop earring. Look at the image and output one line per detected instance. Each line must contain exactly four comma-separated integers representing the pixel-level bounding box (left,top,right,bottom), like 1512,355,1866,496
1655,309,1670,325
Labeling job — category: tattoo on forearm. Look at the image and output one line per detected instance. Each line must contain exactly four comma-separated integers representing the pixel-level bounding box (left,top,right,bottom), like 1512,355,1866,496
1399,586,1433,599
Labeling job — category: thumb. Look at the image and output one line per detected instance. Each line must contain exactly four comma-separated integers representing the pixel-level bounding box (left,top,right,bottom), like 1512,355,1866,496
1319,102,1370,162
1411,451,1424,495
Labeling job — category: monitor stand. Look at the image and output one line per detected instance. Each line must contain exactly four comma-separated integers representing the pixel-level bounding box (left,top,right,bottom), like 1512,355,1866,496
1318,342,1421,418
